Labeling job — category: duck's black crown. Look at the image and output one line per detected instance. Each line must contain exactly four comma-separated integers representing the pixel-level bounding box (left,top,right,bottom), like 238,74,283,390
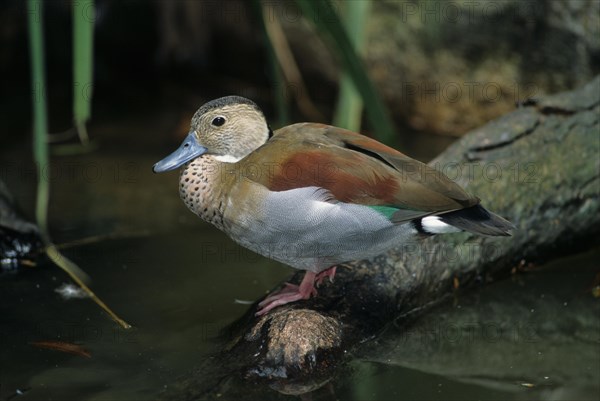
196,96,261,116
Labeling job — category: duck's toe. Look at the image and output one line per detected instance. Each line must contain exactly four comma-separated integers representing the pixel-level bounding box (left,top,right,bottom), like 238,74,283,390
255,271,318,315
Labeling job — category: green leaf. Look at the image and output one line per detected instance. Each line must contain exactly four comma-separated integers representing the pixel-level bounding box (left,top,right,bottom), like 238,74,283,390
333,0,371,132
73,0,94,144
296,0,395,143
27,0,49,234
253,0,289,127
27,1,130,328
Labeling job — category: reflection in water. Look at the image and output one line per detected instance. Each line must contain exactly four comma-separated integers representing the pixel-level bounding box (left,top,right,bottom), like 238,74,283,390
0,232,288,401
357,248,600,401
0,197,598,400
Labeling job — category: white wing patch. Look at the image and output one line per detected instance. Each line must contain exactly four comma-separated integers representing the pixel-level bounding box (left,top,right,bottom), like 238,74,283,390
421,216,461,234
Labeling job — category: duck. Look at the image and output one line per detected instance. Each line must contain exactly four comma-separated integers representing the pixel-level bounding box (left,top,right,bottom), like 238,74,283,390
153,96,513,316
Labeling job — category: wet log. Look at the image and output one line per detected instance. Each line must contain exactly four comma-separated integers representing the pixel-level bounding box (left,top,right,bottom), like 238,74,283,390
165,76,600,399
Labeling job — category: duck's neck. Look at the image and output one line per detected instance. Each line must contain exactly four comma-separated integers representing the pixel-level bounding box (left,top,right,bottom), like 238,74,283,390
179,155,232,230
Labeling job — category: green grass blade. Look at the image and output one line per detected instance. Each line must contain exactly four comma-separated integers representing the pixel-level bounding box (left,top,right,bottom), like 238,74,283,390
27,0,130,328
27,0,50,235
296,0,395,143
73,0,94,144
253,0,289,127
333,0,371,132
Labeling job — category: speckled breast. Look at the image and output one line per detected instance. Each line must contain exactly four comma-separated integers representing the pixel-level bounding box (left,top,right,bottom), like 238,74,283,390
179,156,226,229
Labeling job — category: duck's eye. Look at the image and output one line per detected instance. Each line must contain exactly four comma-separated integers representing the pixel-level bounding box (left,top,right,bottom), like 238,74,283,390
212,116,226,127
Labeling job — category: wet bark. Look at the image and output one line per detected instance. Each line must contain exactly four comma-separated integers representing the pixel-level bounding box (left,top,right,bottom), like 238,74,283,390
164,77,600,399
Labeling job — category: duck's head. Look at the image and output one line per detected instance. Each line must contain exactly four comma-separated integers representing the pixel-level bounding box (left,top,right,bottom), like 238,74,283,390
153,96,270,173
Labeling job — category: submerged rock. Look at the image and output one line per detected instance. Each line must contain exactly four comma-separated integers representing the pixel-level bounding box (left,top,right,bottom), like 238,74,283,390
0,179,42,272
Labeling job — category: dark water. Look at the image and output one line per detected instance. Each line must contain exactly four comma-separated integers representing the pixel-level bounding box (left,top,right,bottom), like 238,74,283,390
2,235,598,400
1,112,598,400
356,248,600,401
0,231,288,400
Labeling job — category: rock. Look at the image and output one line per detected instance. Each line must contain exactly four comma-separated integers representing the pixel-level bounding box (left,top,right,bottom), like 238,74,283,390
0,179,42,272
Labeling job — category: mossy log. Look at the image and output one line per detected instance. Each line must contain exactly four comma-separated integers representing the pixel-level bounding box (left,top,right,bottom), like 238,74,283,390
165,77,600,399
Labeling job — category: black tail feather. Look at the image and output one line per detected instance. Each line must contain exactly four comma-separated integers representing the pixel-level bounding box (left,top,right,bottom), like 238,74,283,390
439,205,515,236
